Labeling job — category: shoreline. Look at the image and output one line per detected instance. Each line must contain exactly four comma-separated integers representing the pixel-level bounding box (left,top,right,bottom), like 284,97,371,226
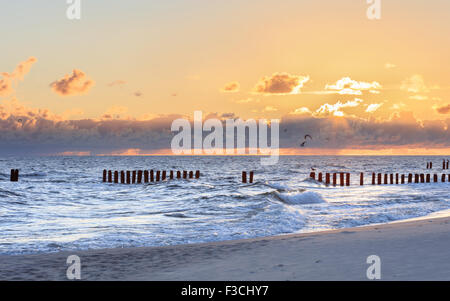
1,215,450,280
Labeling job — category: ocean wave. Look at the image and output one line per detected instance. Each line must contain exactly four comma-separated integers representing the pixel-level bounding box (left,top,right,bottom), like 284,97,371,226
264,182,292,192
273,191,326,205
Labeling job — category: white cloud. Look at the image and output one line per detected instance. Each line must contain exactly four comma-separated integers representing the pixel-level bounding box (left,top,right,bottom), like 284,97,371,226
315,98,363,117
325,77,381,95
365,103,383,113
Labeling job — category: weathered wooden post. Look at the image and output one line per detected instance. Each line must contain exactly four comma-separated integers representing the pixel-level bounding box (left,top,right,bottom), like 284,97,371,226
137,170,143,184
430,162,433,169
346,173,350,186
144,170,149,183
183,171,187,179
310,172,316,180
426,174,430,183
378,173,382,185
384,174,388,185
249,171,254,183
360,173,364,186
401,174,405,184
443,160,446,170
333,173,337,186
325,173,330,185
170,171,174,179
126,171,131,184
114,171,119,183
408,173,412,183
195,170,200,179
420,174,424,183
189,171,193,179
390,174,393,184
372,173,375,185
242,171,247,183
120,171,125,184
156,170,161,181
177,171,181,179
427,162,429,169
442,174,446,182
318,172,323,182
150,170,154,182
108,170,112,183
162,171,167,180
395,173,399,184
132,170,136,184
414,174,419,183
340,173,344,186
10,169,19,182
447,161,449,169
434,174,438,182
103,169,107,182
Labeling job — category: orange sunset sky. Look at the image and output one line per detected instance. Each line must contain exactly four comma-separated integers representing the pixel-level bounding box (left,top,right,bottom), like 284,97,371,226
0,0,449,155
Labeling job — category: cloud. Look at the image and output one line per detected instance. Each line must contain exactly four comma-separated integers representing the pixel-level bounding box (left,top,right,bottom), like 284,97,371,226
290,107,311,115
325,77,381,95
408,95,428,101
134,91,143,97
314,98,363,117
221,81,240,93
262,106,278,112
108,80,126,87
384,63,397,69
400,74,431,93
0,57,37,97
391,103,406,110
102,105,129,119
0,99,449,155
365,103,383,113
253,72,309,95
234,98,259,104
50,69,94,96
435,104,450,114
281,112,450,150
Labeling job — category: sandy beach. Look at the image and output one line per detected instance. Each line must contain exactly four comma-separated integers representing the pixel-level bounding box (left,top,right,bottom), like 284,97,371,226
1,216,450,281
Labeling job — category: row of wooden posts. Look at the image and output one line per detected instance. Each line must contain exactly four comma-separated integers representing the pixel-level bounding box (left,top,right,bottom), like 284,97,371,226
310,172,450,186
102,169,200,184
242,171,254,183
426,160,449,169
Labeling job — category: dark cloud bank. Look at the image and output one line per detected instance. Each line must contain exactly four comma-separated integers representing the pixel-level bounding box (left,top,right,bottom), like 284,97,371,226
0,110,449,155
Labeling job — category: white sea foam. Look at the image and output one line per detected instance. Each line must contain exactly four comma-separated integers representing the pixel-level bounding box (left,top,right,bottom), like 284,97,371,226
275,191,326,205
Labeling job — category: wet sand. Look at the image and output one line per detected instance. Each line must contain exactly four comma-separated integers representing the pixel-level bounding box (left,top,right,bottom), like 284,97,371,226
1,216,450,280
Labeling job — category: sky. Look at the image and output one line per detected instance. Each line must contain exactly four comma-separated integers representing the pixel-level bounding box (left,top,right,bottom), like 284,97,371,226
0,0,449,155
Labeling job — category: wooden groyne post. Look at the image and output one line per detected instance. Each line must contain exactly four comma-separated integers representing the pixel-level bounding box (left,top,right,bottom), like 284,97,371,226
10,169,19,182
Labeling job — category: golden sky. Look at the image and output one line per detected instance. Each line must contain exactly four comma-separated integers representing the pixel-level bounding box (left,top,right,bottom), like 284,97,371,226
0,0,449,155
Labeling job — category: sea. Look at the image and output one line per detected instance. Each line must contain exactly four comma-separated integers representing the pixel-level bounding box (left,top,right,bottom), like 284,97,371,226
0,155,449,255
